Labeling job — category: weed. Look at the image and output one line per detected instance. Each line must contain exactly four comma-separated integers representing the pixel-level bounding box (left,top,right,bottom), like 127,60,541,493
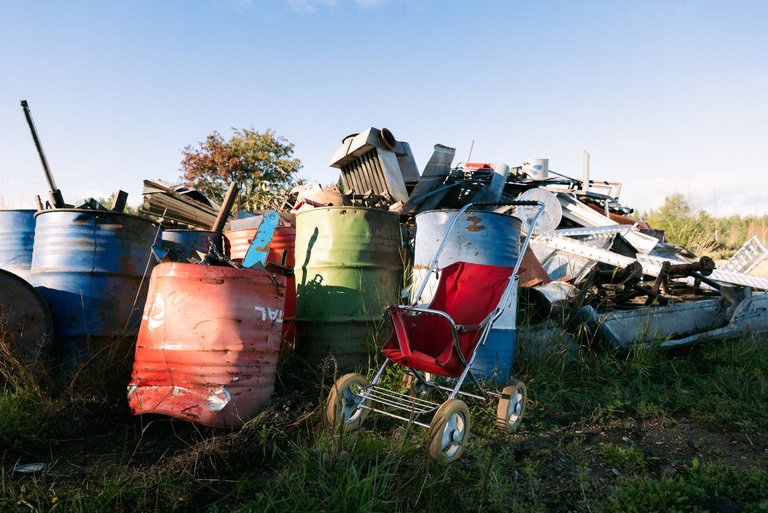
598,443,646,473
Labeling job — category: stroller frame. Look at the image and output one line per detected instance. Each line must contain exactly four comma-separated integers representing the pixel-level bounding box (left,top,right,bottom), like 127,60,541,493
327,200,545,462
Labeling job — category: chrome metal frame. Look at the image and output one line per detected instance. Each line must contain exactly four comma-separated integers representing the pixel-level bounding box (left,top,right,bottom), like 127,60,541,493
348,200,545,427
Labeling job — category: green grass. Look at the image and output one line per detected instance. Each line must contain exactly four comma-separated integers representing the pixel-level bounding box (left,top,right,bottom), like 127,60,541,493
0,330,766,512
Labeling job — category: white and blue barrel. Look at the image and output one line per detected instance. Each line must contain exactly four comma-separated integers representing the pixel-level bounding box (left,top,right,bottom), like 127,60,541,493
413,209,523,384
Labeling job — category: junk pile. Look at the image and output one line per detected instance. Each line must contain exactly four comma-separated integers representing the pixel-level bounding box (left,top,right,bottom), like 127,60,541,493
3,107,768,435
315,126,768,356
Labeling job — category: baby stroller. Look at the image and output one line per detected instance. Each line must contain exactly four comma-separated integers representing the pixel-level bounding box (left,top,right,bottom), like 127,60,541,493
326,200,545,463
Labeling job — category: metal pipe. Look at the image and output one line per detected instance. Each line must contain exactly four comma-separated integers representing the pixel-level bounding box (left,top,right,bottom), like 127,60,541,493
20,100,65,208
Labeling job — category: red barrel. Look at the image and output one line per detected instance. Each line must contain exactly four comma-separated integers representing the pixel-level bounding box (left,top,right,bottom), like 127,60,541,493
127,263,286,428
225,226,296,349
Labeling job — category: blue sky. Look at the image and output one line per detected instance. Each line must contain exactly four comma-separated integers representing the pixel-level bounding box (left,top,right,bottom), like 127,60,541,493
2,0,767,217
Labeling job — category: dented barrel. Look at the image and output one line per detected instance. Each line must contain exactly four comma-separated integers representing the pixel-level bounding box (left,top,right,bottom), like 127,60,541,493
31,209,157,363
0,209,36,282
225,226,297,348
0,269,53,364
294,207,402,370
128,263,285,428
161,229,222,261
414,209,523,384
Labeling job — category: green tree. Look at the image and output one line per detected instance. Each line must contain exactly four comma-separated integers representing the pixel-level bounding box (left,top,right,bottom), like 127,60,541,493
180,128,301,212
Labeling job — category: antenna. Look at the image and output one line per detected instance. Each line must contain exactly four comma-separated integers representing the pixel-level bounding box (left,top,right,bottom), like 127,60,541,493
466,139,475,163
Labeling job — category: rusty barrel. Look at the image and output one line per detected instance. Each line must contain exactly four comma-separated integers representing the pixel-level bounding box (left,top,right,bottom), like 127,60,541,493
414,209,522,384
294,207,402,371
0,269,53,364
161,229,222,261
127,263,286,428
30,209,157,363
225,226,296,347
0,209,36,282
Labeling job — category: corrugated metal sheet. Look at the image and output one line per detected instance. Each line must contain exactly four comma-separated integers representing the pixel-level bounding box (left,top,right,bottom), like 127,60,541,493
0,209,36,282
0,269,53,364
225,226,296,347
294,207,402,370
30,209,157,363
127,263,285,428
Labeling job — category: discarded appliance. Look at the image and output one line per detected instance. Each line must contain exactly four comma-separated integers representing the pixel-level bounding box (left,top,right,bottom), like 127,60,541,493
329,127,419,204
325,201,544,463
294,206,403,371
127,263,285,428
0,209,36,282
31,209,158,364
0,269,53,365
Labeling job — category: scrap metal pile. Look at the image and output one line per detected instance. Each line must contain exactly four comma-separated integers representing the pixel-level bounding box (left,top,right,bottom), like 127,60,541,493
306,126,768,351
4,109,768,438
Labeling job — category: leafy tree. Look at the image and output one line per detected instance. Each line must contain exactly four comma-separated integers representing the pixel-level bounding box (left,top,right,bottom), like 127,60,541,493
180,128,301,212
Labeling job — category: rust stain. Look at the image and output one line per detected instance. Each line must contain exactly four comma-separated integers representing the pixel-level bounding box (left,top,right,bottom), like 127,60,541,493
465,215,487,232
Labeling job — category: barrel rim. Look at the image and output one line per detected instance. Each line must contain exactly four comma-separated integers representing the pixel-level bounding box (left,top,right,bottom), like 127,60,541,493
295,205,400,218
0,208,37,214
34,208,159,226
416,208,523,224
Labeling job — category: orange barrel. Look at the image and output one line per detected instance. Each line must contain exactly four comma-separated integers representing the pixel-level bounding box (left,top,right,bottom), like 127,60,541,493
127,263,286,428
224,226,296,348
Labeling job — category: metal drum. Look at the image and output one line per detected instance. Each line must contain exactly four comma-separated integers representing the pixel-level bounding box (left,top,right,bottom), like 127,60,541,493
225,226,297,348
413,209,522,384
294,207,402,371
0,209,36,282
0,269,53,364
127,263,285,428
161,229,222,261
31,209,157,363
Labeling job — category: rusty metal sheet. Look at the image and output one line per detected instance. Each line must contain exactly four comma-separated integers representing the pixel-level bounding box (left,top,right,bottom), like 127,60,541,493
128,263,285,428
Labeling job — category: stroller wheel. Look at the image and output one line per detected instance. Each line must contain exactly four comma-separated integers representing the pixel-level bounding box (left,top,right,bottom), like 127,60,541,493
428,399,471,463
496,379,527,433
326,373,371,431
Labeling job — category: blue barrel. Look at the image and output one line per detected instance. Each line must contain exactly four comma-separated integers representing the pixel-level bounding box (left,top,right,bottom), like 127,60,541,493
31,209,158,363
413,209,522,384
0,209,37,282
161,229,222,261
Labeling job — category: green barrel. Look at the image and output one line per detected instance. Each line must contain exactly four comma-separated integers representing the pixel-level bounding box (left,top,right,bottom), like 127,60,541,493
295,206,402,371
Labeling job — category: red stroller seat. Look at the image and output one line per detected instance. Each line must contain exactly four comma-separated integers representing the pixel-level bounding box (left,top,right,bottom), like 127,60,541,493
382,261,515,377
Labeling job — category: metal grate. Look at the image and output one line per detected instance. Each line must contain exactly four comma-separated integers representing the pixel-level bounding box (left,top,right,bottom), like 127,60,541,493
341,149,386,194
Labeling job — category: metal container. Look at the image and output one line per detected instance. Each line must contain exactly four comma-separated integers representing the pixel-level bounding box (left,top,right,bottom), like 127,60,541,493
161,229,222,261
294,207,402,370
412,209,522,305
127,263,285,428
413,209,523,384
0,209,36,282
0,269,53,364
31,209,157,363
225,226,297,347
